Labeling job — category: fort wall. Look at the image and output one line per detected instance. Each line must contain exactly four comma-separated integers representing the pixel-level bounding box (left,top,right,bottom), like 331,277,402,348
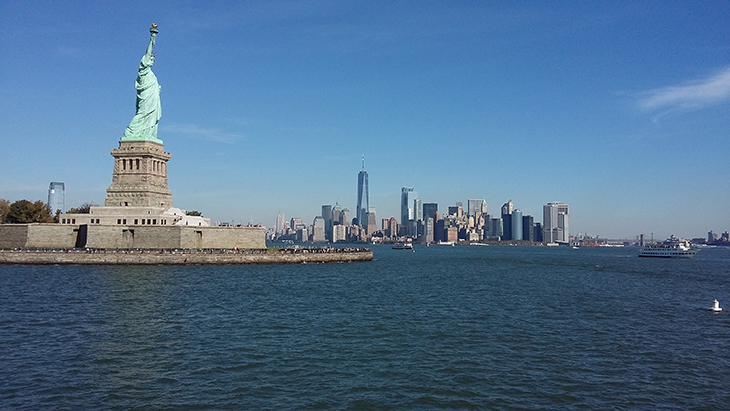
0,224,79,248
0,224,266,250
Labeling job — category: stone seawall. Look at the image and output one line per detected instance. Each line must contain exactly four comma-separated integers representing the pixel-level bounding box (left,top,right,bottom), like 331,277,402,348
0,249,373,265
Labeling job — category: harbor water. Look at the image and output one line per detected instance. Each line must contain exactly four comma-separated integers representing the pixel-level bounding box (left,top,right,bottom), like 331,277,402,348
1,245,729,409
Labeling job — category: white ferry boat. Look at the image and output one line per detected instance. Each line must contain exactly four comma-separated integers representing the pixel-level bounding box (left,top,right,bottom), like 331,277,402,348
392,242,413,250
638,238,699,258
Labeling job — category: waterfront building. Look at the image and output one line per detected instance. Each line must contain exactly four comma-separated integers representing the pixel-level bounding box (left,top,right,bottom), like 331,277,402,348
424,217,434,243
348,225,361,242
332,204,343,227
491,218,503,238
434,219,446,242
48,182,65,214
423,203,438,222
407,220,418,239
381,217,398,238
708,231,717,243
322,205,333,241
387,217,399,238
447,203,464,220
501,200,514,215
446,226,458,242
501,200,514,241
511,209,523,241
312,216,326,242
340,208,351,226
382,218,390,234
400,187,415,226
543,202,569,243
333,224,347,242
296,227,308,243
522,215,534,242
414,198,423,223
275,213,285,237
400,187,418,235
356,157,369,232
290,217,303,231
534,222,543,242
468,199,487,219
366,209,377,235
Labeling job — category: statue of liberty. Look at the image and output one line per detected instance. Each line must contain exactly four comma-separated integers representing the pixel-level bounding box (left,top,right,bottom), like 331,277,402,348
122,24,163,144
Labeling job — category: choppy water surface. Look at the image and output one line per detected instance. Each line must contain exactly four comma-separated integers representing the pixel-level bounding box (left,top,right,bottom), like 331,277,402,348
2,245,729,409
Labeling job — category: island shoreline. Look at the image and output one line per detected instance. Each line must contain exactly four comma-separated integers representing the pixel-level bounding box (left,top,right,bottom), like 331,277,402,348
0,248,373,265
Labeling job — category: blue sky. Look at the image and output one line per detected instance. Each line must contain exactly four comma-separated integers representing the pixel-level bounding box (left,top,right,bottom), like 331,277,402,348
1,1,728,239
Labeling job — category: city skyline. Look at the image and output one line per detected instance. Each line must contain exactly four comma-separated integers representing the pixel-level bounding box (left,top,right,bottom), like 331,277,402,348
1,2,728,239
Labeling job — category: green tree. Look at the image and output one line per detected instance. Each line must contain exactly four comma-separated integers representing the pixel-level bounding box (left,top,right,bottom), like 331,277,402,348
6,200,53,223
0,199,10,223
67,202,96,214
186,210,202,216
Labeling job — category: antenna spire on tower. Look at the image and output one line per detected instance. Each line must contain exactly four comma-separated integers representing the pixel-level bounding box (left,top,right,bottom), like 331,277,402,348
361,155,365,171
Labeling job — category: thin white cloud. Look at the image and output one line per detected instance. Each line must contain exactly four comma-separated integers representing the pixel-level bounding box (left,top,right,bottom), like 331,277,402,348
161,124,243,144
56,46,81,57
637,66,730,112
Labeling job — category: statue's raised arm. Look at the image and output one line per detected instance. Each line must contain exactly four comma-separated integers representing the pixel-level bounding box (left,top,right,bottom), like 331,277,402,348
142,24,158,67
122,23,163,144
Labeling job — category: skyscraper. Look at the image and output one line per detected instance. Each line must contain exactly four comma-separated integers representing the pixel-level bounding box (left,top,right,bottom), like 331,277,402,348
366,209,376,235
501,200,514,241
341,208,351,226
275,212,285,236
425,217,434,243
290,217,303,231
522,215,535,242
401,187,414,226
322,205,333,241
468,199,487,218
413,198,422,223
332,204,343,226
312,216,326,243
332,224,347,242
48,182,65,214
511,209,523,241
543,202,569,243
423,203,438,223
387,216,398,238
356,156,369,232
534,222,543,242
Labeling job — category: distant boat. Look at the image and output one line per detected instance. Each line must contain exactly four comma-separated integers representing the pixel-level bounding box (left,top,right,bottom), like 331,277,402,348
392,242,413,250
638,238,699,258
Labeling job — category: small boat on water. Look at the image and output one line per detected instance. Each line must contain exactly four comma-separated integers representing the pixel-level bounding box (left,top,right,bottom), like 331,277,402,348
638,237,699,258
392,242,413,250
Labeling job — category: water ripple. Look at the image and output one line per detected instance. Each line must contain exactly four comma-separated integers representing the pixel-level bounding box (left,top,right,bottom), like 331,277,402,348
2,246,730,409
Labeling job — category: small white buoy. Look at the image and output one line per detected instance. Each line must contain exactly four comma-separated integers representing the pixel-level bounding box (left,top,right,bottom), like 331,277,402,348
711,299,722,312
